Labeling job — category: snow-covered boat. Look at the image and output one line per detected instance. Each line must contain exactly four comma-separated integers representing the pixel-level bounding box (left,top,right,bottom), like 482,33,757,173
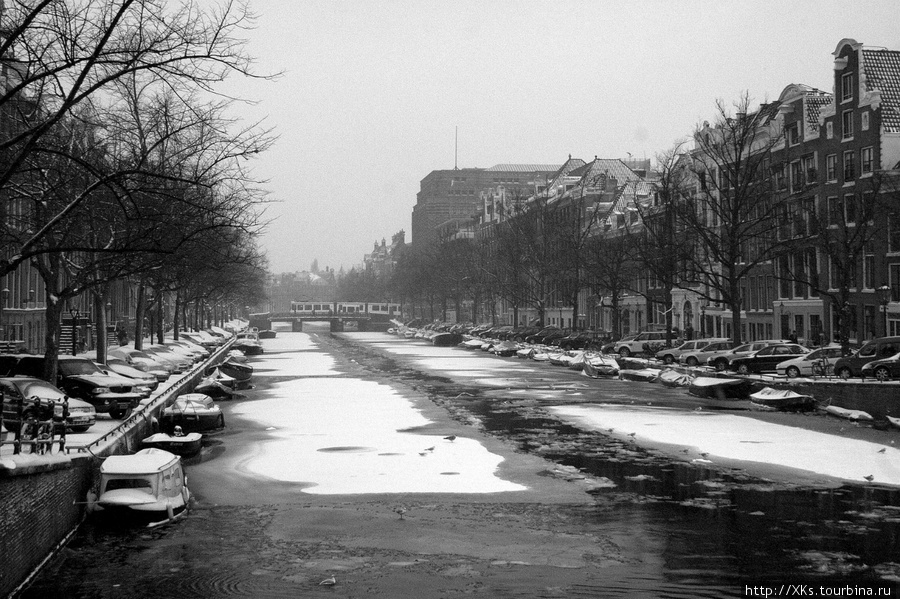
462,338,485,349
141,431,203,457
619,368,660,382
822,405,874,421
887,415,900,429
432,332,463,347
688,376,752,400
749,387,816,411
94,448,190,524
581,356,619,377
658,369,694,388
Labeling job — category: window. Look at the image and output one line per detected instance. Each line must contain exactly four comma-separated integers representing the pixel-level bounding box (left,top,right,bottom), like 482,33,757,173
790,160,803,192
863,245,875,289
827,196,840,225
844,193,856,224
862,111,870,131
861,146,873,174
841,72,854,102
773,164,786,191
803,154,816,183
842,110,853,139
843,151,855,181
890,212,900,252
826,122,834,139
826,154,837,181
787,122,801,145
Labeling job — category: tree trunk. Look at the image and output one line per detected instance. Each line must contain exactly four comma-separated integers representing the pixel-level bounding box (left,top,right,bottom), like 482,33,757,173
93,291,109,363
41,295,65,384
134,283,146,350
156,293,164,343
173,293,181,340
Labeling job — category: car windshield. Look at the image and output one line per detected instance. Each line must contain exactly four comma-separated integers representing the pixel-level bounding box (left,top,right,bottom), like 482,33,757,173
58,360,103,376
129,350,153,360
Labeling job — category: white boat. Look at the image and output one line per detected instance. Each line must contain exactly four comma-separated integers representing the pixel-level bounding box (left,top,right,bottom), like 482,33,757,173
887,415,900,429
95,448,190,523
581,356,619,377
749,387,816,411
822,405,874,422
619,368,661,382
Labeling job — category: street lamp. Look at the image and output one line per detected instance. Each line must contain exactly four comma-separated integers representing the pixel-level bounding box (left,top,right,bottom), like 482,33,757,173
878,285,891,336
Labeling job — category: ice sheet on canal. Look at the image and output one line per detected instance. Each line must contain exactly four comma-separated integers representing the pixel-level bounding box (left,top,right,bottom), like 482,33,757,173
232,377,526,494
549,404,900,485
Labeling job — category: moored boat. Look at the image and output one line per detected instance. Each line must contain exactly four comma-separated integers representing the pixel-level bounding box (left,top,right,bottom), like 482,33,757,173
257,330,277,339
658,369,694,388
432,332,463,347
688,376,752,400
749,387,816,411
619,368,660,383
141,431,203,457
581,356,619,378
94,448,190,524
887,415,900,429
822,405,874,421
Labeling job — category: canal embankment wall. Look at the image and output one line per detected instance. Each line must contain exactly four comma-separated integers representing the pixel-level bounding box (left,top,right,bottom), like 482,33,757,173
0,342,233,599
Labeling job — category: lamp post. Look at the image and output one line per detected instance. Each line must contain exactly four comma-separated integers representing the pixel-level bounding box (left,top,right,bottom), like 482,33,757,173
69,307,79,356
879,285,891,337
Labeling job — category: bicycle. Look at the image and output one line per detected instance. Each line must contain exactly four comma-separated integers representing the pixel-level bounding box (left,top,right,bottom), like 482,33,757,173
811,355,834,377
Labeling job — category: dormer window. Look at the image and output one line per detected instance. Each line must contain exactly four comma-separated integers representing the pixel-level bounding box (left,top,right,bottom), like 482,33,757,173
841,72,854,103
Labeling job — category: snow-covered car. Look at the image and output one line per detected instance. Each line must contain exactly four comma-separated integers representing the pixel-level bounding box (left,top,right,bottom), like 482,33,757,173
678,340,736,367
0,377,96,433
726,343,810,374
655,337,729,364
776,345,845,378
109,347,173,381
705,340,787,371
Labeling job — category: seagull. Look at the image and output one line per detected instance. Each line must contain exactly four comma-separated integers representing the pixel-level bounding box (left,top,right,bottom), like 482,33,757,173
681,449,689,454
878,448,887,454
700,452,709,458
444,435,456,442
864,475,875,482
319,575,336,586
424,446,435,452
394,507,407,520
628,432,636,437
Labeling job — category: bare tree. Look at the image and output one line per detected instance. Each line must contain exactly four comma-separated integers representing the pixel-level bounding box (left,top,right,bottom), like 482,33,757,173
678,93,789,346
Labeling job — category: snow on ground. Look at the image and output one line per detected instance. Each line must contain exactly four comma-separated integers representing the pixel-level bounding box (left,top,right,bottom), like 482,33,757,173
548,404,900,485
233,343,525,494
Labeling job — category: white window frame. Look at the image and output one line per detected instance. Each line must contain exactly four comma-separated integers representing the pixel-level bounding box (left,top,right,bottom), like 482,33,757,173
861,146,873,175
862,111,870,131
826,154,837,181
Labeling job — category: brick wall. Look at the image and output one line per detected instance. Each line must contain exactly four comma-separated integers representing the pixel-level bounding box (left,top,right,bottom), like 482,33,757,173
0,457,93,598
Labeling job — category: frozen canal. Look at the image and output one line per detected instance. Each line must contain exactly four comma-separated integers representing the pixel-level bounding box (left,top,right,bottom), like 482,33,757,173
21,329,900,598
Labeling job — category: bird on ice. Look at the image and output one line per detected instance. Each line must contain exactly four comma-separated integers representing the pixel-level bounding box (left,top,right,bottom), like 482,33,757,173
878,448,887,453
424,446,435,452
394,507,408,519
319,575,336,586
444,435,456,442
864,475,875,482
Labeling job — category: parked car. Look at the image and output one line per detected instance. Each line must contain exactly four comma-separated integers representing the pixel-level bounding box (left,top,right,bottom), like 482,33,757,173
602,334,635,354
8,355,142,418
655,338,730,364
834,336,900,379
860,351,900,381
553,330,605,350
143,346,192,373
537,329,570,346
525,326,561,345
612,331,676,357
0,376,96,433
509,326,541,342
97,358,159,397
679,340,736,367
726,343,810,374
109,347,173,381
706,340,787,371
776,345,846,377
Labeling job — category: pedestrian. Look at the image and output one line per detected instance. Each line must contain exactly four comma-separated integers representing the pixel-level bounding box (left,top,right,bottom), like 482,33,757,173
788,330,798,343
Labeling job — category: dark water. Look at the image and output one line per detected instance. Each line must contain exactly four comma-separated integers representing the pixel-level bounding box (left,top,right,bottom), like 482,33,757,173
19,334,900,598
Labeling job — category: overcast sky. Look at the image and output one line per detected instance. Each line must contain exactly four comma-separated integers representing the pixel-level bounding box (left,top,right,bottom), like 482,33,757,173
222,0,900,274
